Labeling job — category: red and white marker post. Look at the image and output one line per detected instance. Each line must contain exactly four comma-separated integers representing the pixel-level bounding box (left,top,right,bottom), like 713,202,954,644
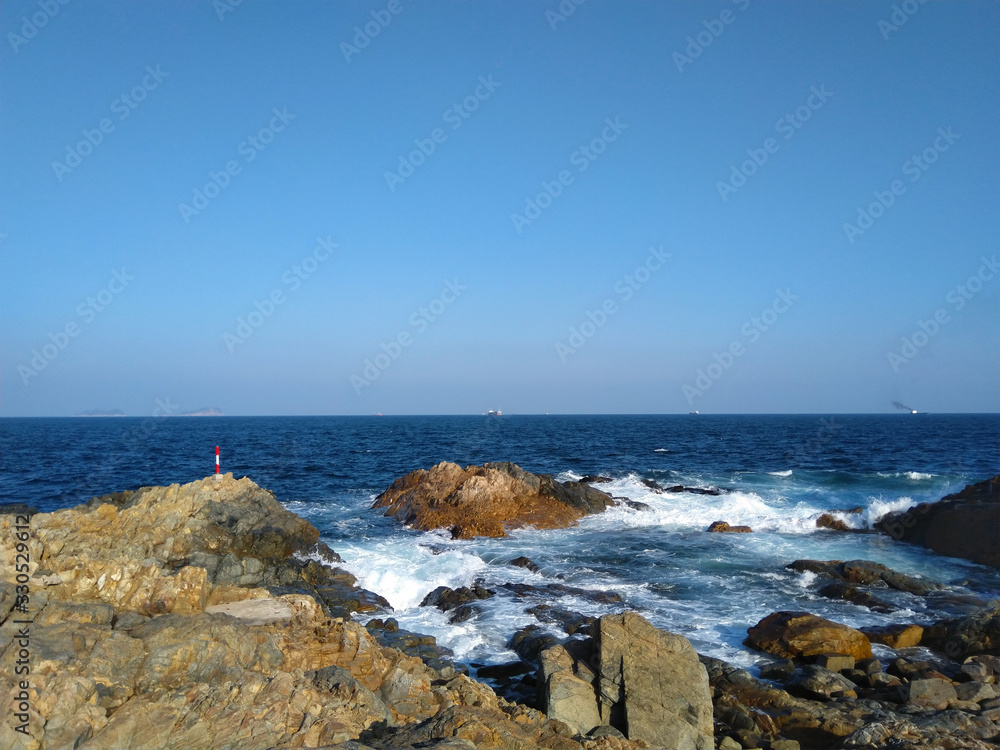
215,446,220,479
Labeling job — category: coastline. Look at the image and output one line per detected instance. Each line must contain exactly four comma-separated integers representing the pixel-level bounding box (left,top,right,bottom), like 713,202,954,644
1,470,998,749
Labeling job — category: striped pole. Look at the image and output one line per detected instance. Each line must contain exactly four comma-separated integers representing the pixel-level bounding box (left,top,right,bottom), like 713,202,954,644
216,446,220,475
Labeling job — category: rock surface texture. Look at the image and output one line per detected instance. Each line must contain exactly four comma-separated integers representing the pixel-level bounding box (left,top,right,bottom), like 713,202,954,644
372,461,614,539
536,612,714,749
0,476,642,750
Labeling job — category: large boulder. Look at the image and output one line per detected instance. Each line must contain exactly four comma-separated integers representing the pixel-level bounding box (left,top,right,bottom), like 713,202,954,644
595,612,714,749
372,461,614,538
875,476,1000,569
745,611,873,661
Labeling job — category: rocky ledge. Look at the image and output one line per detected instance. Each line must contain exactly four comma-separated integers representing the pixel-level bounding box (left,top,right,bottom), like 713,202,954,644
875,475,1000,569
0,474,717,750
372,462,614,539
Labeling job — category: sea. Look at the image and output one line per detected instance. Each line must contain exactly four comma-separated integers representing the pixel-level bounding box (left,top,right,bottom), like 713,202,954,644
2,413,998,672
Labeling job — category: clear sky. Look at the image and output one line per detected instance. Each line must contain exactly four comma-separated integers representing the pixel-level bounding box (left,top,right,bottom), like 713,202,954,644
1,0,997,417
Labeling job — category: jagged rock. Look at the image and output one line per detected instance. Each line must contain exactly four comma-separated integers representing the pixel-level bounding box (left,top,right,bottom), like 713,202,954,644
786,559,938,596
665,484,726,495
900,678,958,709
818,582,897,612
372,461,614,538
510,556,540,573
539,642,601,735
707,521,752,533
526,604,595,636
420,584,496,612
579,475,613,484
0,474,386,619
499,581,623,605
785,665,857,700
922,601,1000,659
508,625,560,663
816,513,850,531
595,611,714,749
876,475,1000,569
861,623,924,649
745,612,873,661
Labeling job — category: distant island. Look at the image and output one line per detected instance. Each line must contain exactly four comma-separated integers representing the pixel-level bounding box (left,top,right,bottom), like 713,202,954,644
73,407,224,417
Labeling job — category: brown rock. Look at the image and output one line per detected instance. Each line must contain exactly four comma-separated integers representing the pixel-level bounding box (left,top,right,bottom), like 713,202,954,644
745,611,873,661
372,461,614,538
816,514,850,531
861,623,924,649
707,521,753,533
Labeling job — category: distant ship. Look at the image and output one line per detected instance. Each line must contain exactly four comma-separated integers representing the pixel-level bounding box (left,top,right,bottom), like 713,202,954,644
689,410,700,415
487,409,502,416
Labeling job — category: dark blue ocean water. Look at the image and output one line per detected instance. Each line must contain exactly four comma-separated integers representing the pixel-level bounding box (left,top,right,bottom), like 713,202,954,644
2,414,998,668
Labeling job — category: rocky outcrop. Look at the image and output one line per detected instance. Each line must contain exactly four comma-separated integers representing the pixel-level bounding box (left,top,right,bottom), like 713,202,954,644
875,475,1000,569
372,462,614,539
922,600,1000,659
787,559,940,596
0,476,643,750
535,612,714,749
746,611,874,661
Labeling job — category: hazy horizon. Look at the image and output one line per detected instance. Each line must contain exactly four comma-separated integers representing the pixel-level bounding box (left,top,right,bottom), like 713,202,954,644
2,1,997,417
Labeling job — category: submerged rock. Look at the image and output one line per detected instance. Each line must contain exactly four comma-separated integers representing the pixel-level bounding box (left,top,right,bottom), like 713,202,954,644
707,521,752,533
372,461,614,538
875,475,1000,569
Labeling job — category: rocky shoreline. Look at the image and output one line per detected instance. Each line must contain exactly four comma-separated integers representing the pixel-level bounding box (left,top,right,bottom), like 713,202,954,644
1,470,998,749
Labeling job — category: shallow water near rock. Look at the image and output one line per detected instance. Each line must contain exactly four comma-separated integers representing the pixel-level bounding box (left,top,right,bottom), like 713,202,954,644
2,413,997,671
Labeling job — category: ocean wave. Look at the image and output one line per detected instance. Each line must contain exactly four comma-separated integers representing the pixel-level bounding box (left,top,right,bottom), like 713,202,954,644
654,448,670,453
768,470,793,477
338,534,488,611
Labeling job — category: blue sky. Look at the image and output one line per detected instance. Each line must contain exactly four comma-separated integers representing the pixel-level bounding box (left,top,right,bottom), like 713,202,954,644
1,0,997,416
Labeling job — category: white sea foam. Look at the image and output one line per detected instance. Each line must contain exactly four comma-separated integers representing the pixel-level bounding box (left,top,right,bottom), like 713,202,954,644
863,495,918,526
768,470,793,477
654,448,670,453
906,471,933,480
338,534,487,611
